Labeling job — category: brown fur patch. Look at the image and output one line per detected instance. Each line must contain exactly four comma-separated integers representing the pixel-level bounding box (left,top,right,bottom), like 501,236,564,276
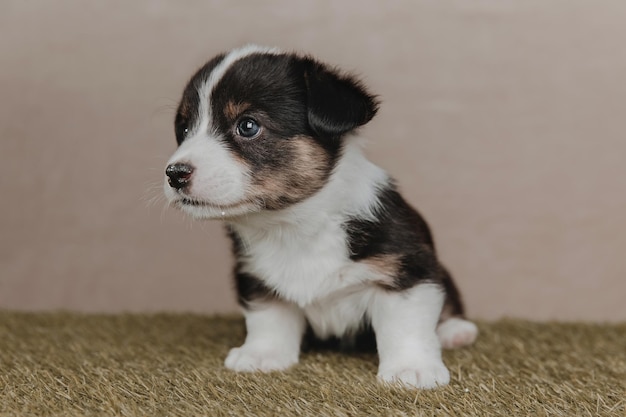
224,101,251,120
249,135,332,209
360,254,402,289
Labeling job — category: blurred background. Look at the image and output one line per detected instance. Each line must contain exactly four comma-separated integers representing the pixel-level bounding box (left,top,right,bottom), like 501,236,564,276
1,0,624,321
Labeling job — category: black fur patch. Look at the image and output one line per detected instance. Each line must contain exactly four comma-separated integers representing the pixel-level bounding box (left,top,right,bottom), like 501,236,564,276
302,322,377,353
345,183,435,263
303,57,379,138
439,266,465,319
212,54,312,142
226,226,275,306
345,184,465,315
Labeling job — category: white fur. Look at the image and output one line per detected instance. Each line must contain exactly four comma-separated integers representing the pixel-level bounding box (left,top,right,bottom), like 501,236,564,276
437,317,479,349
225,300,305,372
372,284,450,389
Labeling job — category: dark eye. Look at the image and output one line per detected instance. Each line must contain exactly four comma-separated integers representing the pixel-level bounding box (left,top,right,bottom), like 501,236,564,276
174,116,189,145
236,118,261,139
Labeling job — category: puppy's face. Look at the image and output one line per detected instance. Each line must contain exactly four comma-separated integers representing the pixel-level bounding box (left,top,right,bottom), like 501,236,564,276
164,46,377,219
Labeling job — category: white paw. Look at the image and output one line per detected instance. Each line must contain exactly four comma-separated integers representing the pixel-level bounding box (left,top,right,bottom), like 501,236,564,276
378,360,450,389
437,318,478,349
224,345,298,372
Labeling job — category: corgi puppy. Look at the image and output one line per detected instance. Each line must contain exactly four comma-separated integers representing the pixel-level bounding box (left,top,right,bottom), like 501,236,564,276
164,45,477,388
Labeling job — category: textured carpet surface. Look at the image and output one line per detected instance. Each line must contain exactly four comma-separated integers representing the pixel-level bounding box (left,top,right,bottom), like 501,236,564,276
0,313,624,417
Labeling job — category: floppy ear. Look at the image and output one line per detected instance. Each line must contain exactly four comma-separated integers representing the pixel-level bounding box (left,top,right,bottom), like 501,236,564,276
303,58,379,137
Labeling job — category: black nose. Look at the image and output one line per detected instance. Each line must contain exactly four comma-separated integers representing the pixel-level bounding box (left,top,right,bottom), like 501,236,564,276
165,162,194,190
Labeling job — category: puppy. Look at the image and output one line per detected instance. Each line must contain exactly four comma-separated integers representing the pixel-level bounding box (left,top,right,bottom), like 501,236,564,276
164,45,477,389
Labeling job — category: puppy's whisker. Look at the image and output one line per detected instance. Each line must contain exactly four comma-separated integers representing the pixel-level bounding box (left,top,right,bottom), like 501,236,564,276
150,97,179,119
159,200,169,224
142,180,168,210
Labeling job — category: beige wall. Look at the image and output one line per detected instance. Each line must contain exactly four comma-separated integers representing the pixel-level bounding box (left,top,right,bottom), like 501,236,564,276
1,1,625,321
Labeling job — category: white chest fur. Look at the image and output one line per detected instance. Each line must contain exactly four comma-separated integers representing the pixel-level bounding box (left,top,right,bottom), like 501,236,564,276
235,214,365,304
233,215,380,338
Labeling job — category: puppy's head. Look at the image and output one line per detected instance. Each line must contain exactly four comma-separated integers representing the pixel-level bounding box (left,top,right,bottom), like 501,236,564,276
164,45,378,219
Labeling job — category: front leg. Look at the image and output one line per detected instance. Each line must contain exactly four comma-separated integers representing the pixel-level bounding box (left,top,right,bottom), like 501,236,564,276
371,283,450,389
225,300,306,372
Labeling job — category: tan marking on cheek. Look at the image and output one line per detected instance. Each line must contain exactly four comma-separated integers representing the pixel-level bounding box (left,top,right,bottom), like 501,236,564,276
249,135,332,209
224,101,251,120
361,254,402,288
291,137,330,174
248,173,290,207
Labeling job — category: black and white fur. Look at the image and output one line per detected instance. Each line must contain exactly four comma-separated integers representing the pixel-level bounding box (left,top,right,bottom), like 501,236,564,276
163,45,477,389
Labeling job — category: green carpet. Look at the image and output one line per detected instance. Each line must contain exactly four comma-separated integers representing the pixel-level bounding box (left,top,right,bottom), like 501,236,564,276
0,313,623,416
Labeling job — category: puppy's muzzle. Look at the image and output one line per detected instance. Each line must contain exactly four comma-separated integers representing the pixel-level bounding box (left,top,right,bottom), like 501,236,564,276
166,162,194,190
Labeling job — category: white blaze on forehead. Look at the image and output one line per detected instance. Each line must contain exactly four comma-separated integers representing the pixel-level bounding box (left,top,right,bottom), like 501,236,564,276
194,45,282,135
